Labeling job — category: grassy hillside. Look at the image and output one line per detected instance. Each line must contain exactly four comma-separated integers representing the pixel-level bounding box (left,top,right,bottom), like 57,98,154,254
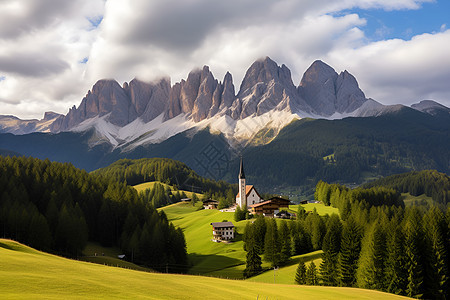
133,181,203,199
401,193,434,207
0,239,409,299
247,251,323,284
290,203,340,216
161,202,339,280
80,242,153,272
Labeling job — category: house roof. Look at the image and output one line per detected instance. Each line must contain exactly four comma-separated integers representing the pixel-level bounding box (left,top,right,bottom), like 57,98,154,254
248,200,273,208
211,222,234,228
268,196,292,204
203,199,218,204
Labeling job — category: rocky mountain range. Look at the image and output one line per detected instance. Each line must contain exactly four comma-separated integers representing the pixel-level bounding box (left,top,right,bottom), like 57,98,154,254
1,57,449,148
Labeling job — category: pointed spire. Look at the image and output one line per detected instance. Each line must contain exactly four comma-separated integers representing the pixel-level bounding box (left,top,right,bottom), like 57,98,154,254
239,156,245,179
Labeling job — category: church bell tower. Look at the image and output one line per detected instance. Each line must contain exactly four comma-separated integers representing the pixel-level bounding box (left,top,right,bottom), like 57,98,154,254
238,156,247,208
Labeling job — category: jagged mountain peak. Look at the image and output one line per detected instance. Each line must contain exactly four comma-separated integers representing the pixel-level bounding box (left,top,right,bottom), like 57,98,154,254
299,60,367,116
300,60,337,85
238,56,294,96
5,57,448,152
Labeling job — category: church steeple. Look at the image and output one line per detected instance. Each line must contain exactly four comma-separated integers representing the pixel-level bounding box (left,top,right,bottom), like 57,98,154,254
238,156,247,208
239,156,245,179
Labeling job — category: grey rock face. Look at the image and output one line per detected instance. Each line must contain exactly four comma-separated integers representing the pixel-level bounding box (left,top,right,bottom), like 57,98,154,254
58,79,132,130
5,57,382,136
236,56,312,118
126,78,170,123
299,60,367,116
411,100,450,115
192,66,218,122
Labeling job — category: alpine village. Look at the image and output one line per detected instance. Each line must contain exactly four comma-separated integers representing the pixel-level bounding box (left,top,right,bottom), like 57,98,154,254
1,57,450,299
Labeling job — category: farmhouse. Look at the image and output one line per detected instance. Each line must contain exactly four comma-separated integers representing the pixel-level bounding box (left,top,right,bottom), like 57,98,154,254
249,196,291,217
211,222,235,241
235,157,263,209
203,199,219,209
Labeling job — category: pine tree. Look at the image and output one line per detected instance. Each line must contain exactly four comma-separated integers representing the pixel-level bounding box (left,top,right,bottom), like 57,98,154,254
356,222,387,290
384,217,407,295
243,224,262,278
404,208,424,298
422,207,448,299
339,217,361,287
253,215,266,255
279,221,292,265
295,260,307,284
320,214,342,286
305,209,326,250
306,261,318,285
264,219,280,267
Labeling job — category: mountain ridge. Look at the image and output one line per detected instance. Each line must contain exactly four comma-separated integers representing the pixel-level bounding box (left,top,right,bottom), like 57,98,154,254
1,57,449,150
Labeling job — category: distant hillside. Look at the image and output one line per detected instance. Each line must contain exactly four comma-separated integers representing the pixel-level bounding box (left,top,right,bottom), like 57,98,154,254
92,157,236,195
241,107,449,192
0,107,448,196
0,148,21,157
362,170,449,206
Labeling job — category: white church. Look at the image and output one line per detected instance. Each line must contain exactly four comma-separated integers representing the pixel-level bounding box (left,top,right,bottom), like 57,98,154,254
235,157,263,209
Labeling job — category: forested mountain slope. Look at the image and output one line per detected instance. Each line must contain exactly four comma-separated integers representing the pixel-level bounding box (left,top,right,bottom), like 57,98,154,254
241,107,449,190
362,170,449,206
0,156,187,272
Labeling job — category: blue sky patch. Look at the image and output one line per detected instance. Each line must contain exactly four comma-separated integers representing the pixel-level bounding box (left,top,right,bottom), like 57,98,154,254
0,76,5,82
80,57,89,64
337,1,449,41
87,15,103,30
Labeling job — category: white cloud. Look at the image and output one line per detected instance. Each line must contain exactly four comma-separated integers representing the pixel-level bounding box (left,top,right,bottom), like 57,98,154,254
326,30,450,105
0,0,448,120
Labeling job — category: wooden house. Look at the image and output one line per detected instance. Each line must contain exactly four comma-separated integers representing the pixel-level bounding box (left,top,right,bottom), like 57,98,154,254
249,197,292,217
203,199,219,209
210,222,235,241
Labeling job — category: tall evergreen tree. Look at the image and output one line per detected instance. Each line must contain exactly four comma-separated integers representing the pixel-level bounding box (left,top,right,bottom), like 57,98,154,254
264,218,280,267
422,207,448,299
356,222,387,290
404,208,425,298
253,215,266,255
320,214,342,286
306,261,318,285
295,260,307,285
243,223,262,278
384,217,407,295
279,221,292,264
339,216,362,287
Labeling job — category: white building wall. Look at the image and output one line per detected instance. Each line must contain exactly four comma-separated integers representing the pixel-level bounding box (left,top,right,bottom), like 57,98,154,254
247,189,261,205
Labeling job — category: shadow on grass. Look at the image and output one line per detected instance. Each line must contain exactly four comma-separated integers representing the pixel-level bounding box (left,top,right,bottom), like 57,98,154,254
188,253,244,277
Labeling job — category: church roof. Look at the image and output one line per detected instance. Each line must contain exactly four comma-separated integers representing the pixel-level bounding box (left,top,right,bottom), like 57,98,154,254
236,185,254,198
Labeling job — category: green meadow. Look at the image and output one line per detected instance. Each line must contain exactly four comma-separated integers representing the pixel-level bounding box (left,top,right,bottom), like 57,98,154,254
133,181,203,199
0,239,410,299
161,202,339,281
401,192,433,207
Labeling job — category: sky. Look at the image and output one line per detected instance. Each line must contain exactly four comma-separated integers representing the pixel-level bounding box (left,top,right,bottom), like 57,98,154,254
0,0,449,120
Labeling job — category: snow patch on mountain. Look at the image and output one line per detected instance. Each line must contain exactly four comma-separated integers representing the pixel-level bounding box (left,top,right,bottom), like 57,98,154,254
68,108,300,151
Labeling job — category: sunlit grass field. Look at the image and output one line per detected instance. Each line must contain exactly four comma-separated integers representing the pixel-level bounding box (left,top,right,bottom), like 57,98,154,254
133,181,203,199
401,192,433,206
0,239,410,299
161,202,337,280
